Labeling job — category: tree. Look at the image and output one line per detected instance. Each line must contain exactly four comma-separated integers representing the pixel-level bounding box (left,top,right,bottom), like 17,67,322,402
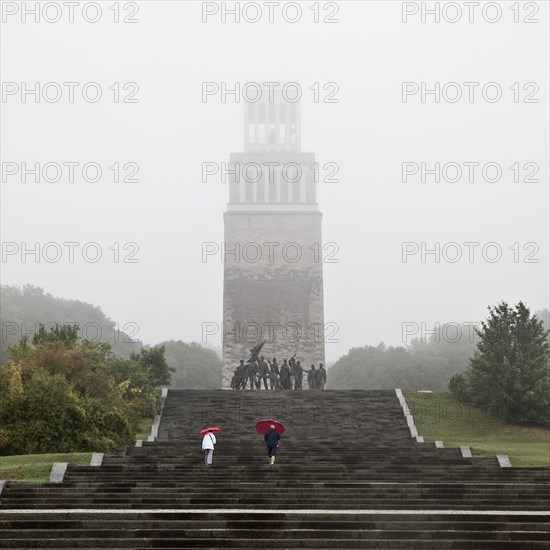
535,308,550,334
130,346,173,388
160,341,222,389
32,323,80,347
457,302,550,425
3,371,88,454
107,346,173,418
0,324,162,455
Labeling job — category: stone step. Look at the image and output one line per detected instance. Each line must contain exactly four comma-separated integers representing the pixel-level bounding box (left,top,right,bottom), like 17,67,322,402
1,511,548,521
1,521,549,532
0,536,547,549
2,389,548,549
8,486,546,496
5,492,547,502
3,506,547,514
0,525,548,544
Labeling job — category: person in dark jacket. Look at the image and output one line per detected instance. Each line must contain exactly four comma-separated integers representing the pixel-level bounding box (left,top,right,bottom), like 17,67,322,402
264,425,281,466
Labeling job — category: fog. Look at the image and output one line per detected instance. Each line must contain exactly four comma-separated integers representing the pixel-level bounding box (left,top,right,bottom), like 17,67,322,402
1,1,548,361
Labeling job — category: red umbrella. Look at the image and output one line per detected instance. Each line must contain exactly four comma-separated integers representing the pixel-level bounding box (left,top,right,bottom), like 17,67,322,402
255,419,285,435
199,427,222,436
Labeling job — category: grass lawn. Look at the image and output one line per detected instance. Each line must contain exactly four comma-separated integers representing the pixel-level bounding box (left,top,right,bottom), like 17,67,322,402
0,452,93,482
405,390,550,467
0,416,156,482
135,417,154,441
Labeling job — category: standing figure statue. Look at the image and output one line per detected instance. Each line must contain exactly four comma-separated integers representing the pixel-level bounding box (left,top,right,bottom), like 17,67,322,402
317,363,327,390
246,360,258,390
269,358,280,390
294,360,304,390
288,356,296,389
258,355,269,390
307,364,317,390
245,339,266,390
280,359,291,389
230,368,238,390
231,359,245,390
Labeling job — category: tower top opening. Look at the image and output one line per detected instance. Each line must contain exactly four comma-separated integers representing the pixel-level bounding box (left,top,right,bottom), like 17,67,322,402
244,81,301,153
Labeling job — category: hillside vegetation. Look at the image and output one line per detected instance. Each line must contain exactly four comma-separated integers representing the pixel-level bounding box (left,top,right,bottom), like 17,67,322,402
406,391,550,467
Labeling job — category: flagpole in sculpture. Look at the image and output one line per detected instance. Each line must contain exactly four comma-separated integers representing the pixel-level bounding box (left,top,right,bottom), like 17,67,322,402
246,339,267,364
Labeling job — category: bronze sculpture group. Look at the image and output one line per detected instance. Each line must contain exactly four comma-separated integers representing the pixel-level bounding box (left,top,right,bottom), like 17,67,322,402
230,354,327,391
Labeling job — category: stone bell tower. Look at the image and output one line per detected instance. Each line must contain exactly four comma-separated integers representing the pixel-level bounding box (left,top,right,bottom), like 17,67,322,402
222,83,325,388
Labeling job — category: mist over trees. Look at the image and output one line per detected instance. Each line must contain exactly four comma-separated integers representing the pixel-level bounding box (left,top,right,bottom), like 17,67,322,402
0,285,223,389
0,285,141,364
1,285,545,397
327,325,478,390
328,304,549,427
161,340,222,389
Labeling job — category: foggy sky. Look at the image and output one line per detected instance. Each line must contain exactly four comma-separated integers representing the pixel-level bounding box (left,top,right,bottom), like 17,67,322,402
1,1,548,361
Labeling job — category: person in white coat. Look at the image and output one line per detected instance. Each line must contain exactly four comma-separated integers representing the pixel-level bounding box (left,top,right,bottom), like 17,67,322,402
202,430,216,466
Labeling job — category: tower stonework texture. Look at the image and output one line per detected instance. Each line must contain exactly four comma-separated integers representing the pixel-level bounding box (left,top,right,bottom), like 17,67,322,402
222,87,325,388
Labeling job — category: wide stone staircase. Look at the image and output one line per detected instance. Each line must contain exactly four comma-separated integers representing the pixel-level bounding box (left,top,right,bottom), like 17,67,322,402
1,390,549,548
